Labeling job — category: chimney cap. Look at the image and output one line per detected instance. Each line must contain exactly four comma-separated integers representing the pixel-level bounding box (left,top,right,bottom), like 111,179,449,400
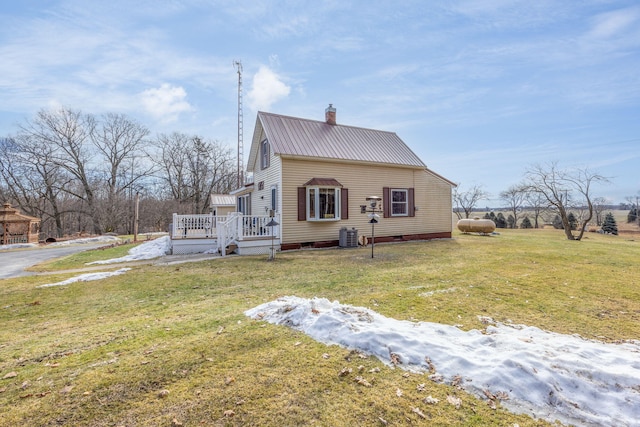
325,103,336,112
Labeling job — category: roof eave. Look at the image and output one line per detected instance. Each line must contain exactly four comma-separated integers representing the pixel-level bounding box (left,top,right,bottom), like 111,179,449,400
279,154,426,169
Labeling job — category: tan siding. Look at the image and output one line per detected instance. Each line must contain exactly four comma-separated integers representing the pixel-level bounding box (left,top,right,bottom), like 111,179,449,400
281,158,452,245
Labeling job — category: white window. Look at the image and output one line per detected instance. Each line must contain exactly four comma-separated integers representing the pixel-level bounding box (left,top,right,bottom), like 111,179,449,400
307,187,340,221
260,139,270,170
391,189,408,216
271,185,278,212
237,194,251,215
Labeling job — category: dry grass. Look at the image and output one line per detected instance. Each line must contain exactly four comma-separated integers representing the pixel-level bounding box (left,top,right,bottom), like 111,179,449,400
1,228,638,426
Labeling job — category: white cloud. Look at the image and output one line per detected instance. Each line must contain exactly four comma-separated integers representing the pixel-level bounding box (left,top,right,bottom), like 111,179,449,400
247,66,291,111
140,83,193,122
589,7,640,39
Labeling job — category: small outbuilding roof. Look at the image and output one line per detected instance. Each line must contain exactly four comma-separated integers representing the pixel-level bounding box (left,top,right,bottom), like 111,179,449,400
0,203,40,223
210,194,236,207
248,111,427,172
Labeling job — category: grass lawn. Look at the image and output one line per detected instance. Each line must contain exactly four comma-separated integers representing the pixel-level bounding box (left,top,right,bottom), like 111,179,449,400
1,228,638,426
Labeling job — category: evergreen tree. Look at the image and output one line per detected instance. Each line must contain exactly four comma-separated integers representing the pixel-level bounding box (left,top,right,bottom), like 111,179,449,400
483,212,491,220
507,214,516,229
628,207,637,224
495,212,507,228
602,212,618,235
521,216,533,229
552,214,563,229
567,212,577,230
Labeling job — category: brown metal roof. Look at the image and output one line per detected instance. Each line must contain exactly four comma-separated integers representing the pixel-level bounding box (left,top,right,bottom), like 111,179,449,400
303,178,344,187
248,112,426,171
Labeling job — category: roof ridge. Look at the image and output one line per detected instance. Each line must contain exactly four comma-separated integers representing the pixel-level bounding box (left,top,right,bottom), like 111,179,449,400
257,111,398,135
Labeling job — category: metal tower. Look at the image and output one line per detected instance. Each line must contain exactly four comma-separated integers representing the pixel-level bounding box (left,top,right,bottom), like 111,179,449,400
234,60,244,189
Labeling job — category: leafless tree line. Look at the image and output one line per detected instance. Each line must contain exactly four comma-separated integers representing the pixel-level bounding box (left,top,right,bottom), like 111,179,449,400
0,107,237,239
454,162,613,241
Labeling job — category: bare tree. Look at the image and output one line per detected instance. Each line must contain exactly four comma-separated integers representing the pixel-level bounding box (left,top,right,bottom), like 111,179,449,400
524,190,548,229
499,184,527,228
453,184,489,219
18,107,106,234
591,197,608,226
153,133,236,214
91,113,151,232
524,162,609,240
1,134,74,237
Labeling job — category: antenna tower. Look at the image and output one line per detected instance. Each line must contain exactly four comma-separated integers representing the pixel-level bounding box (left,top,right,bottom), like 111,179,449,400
234,60,244,189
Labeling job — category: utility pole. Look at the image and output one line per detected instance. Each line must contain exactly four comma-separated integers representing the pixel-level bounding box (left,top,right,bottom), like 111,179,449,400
133,192,140,242
234,60,244,189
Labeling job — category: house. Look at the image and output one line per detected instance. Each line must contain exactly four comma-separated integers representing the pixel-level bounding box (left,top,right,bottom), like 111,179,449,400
231,105,455,252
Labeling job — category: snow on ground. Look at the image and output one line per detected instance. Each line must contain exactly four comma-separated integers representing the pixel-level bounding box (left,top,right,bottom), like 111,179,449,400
0,236,120,251
49,236,121,246
246,296,640,427
87,236,171,265
0,243,38,250
36,268,131,288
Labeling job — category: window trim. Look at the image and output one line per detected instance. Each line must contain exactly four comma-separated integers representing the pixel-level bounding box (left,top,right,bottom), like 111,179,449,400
260,139,270,170
270,185,278,212
306,186,341,221
391,188,409,217
237,194,251,215
383,187,415,218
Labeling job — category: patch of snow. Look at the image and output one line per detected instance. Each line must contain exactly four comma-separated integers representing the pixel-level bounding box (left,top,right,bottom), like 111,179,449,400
419,287,459,297
1,236,121,251
36,268,131,288
87,236,170,265
49,236,121,246
246,296,640,427
0,243,38,250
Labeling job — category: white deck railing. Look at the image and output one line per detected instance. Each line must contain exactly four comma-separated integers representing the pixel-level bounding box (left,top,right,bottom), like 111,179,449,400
171,213,221,239
171,212,280,255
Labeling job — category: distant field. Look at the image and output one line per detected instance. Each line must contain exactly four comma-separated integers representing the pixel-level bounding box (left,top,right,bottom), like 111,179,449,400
1,228,638,426
454,209,640,235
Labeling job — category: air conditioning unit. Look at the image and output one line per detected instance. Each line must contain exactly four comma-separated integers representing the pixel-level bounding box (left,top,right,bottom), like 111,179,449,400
339,227,358,248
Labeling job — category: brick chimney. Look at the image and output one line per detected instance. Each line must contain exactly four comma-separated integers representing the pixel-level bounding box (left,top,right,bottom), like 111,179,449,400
325,104,336,125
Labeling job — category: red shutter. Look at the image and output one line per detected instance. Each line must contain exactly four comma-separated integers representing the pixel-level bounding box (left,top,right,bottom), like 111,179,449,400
408,188,415,217
341,188,349,220
297,187,306,221
383,187,391,218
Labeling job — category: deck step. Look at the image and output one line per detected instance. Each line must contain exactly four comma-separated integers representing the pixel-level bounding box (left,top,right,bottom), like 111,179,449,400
225,243,238,255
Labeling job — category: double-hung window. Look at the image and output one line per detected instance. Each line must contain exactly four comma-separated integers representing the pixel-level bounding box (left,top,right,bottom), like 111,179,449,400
260,139,270,170
391,189,408,216
383,187,415,218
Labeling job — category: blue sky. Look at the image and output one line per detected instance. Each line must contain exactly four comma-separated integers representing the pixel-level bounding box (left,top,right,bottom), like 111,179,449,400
1,0,639,205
